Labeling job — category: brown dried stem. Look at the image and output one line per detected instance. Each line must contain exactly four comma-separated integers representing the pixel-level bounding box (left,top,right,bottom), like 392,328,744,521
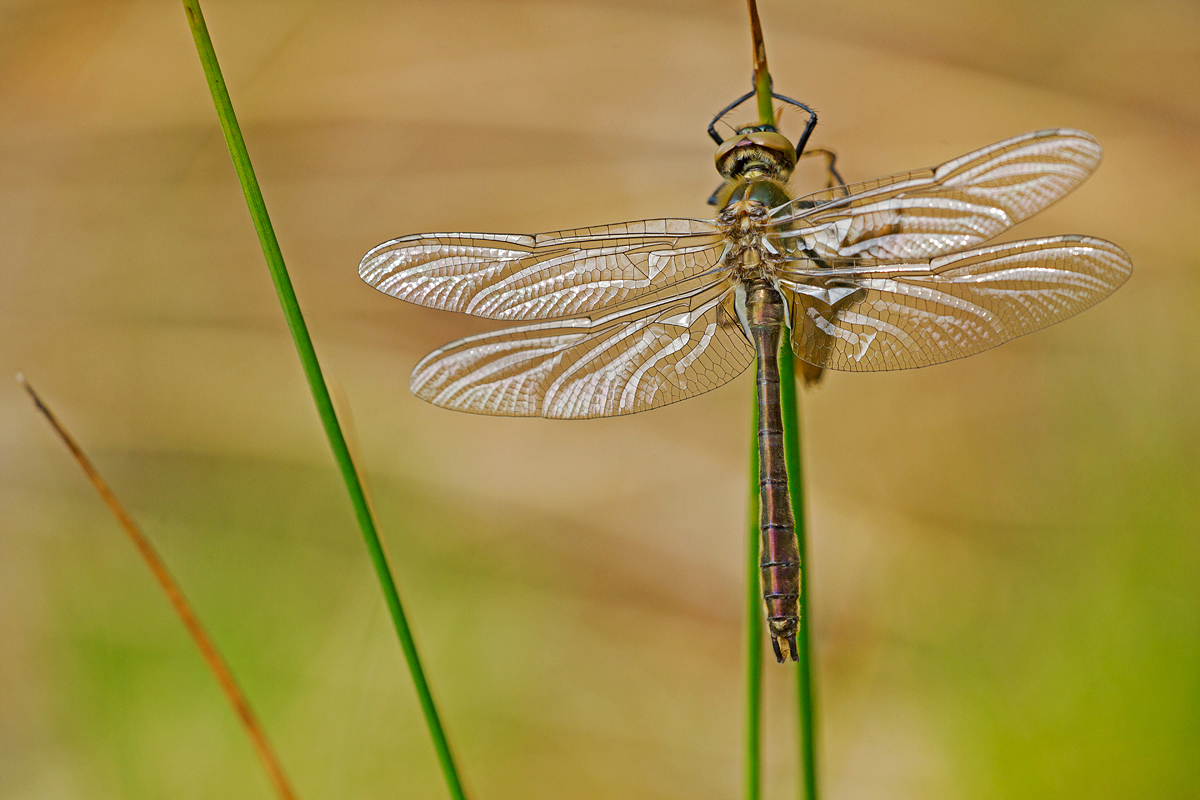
18,374,299,800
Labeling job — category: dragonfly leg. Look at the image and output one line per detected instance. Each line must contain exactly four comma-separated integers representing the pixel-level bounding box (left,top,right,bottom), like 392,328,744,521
796,147,848,194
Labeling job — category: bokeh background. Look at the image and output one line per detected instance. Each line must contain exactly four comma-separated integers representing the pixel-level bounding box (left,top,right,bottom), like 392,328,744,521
2,1,1197,798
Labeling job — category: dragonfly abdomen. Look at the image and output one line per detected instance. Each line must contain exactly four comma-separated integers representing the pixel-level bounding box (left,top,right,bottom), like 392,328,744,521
744,280,801,663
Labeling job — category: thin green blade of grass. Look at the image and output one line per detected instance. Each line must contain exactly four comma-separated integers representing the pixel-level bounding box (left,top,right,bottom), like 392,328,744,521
18,375,300,800
747,0,775,125
743,2,770,798
177,3,468,798
746,402,763,800
778,345,818,800
745,1,819,798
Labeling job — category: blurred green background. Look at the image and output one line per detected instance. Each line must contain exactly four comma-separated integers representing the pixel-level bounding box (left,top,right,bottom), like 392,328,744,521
2,1,1197,798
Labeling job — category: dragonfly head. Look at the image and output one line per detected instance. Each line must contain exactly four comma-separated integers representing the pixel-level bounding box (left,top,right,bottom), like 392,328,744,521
715,126,797,182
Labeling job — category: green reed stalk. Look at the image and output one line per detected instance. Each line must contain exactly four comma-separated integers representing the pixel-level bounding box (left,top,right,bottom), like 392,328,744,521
745,2,818,799
779,346,818,800
745,402,763,800
744,3,769,794
747,0,775,126
179,3,468,799
746,349,818,800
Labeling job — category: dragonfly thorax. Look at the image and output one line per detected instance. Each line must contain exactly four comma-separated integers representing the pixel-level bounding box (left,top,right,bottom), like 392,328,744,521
717,177,792,279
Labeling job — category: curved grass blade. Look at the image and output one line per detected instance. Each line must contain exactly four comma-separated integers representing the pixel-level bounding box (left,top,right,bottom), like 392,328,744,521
177,3,468,798
18,374,299,800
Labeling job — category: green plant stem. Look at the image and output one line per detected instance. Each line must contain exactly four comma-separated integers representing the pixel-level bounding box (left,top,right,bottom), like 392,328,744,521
747,2,817,798
747,0,775,127
179,3,467,799
745,401,763,800
779,345,817,800
753,67,774,130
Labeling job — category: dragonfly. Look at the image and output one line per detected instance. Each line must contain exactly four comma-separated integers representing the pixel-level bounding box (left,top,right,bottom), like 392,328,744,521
359,92,1132,662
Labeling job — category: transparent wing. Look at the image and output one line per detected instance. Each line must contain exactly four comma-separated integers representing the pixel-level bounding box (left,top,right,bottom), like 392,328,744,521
409,277,752,418
771,129,1103,261
360,219,725,321
778,235,1131,372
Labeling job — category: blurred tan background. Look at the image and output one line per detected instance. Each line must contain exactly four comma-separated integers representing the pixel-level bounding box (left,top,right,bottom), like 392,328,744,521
2,1,1198,798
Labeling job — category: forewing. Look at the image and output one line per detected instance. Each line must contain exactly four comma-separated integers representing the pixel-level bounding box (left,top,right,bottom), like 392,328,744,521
360,219,724,321
773,129,1103,261
779,236,1131,372
409,279,752,418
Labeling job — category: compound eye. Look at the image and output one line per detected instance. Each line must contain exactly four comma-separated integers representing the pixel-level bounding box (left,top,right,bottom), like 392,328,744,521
713,136,748,169
713,130,799,179
745,131,797,167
